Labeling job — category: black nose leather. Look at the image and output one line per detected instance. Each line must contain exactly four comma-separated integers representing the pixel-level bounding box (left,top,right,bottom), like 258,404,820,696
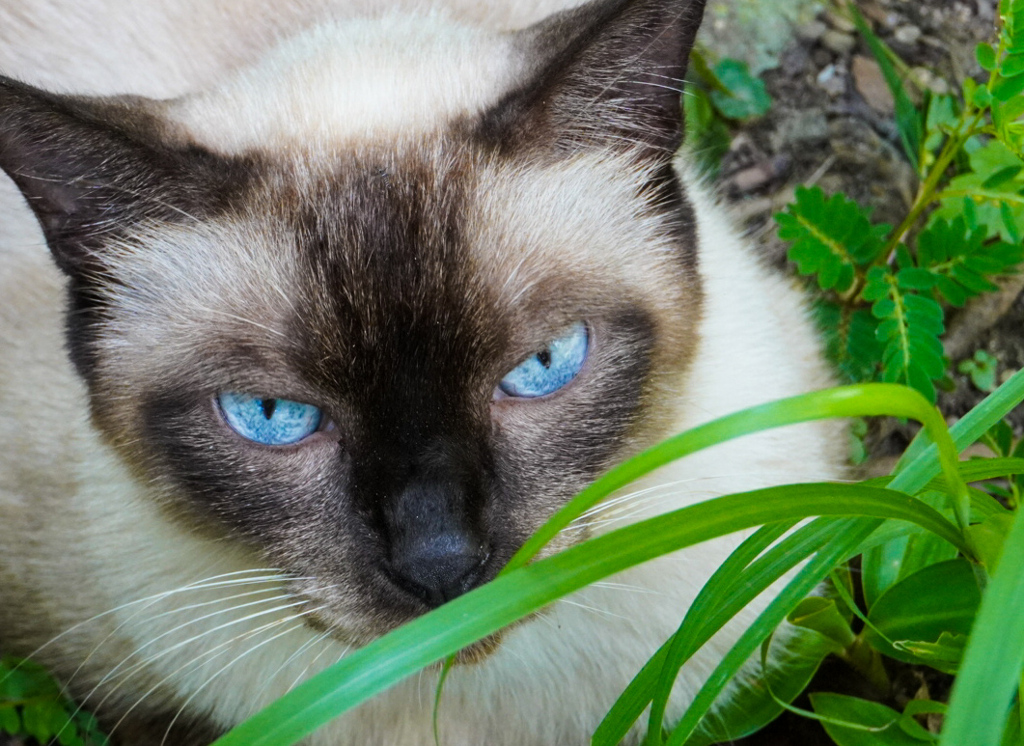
389,531,487,607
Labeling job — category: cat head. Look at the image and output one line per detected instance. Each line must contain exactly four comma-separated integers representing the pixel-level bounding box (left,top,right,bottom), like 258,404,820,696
0,0,706,642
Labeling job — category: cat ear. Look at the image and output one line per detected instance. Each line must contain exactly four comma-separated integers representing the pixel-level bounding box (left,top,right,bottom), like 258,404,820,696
0,76,235,277
482,0,706,159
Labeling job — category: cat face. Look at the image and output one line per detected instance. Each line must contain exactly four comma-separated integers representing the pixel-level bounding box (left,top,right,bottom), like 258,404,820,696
0,0,705,645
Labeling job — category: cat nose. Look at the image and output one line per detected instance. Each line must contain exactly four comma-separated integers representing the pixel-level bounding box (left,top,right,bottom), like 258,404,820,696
388,531,489,607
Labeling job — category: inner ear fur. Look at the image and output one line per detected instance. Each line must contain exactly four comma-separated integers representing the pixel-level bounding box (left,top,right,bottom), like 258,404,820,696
0,76,244,278
481,0,707,159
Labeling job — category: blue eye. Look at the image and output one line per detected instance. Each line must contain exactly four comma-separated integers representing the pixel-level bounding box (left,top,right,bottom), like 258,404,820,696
218,393,322,445
499,323,589,398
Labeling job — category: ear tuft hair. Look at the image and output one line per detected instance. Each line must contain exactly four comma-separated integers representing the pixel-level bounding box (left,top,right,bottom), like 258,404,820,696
480,0,706,159
0,76,246,277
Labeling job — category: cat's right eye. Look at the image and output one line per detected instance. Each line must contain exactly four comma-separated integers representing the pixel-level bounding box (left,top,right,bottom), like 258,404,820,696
217,392,323,445
497,322,589,398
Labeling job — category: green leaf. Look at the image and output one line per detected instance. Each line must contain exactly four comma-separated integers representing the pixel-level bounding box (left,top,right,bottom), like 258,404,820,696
865,267,945,402
865,559,981,670
669,519,883,746
897,267,937,290
967,512,1015,573
860,489,960,610
813,303,883,383
708,58,771,120
992,71,1024,101
923,94,959,155
686,619,841,746
22,700,66,743
897,632,968,675
0,705,21,736
982,164,1024,189
778,186,885,292
897,368,1024,475
641,521,797,742
810,693,924,746
862,535,911,611
1001,200,1021,243
959,350,1000,393
974,84,994,109
935,142,1024,243
899,700,945,741
978,42,999,71
1000,52,1024,77
916,214,1022,309
983,419,1015,456
788,596,855,650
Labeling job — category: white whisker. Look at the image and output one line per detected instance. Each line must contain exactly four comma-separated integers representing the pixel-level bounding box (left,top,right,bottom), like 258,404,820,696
288,633,349,694
81,595,304,711
557,598,630,622
155,614,323,746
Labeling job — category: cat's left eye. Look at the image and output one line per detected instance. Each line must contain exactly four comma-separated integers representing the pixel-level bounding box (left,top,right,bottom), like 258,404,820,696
218,393,323,445
498,322,589,399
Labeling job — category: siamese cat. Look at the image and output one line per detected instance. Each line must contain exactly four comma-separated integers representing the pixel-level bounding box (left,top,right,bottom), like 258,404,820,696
0,0,845,743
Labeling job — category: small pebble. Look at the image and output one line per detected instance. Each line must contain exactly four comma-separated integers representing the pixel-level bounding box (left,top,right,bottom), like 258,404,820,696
796,19,827,43
823,10,856,33
817,63,847,97
893,25,922,45
730,165,773,193
910,66,951,95
822,29,856,55
852,54,895,115
770,110,830,151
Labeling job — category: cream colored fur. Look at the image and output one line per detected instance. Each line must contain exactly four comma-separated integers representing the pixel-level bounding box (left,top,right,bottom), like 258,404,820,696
0,2,844,744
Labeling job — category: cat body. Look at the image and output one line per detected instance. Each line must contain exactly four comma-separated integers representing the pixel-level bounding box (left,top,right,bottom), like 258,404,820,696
0,1,843,744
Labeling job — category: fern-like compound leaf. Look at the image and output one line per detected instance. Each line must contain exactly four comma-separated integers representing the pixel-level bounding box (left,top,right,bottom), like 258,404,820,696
916,213,1024,307
864,267,946,402
776,186,889,293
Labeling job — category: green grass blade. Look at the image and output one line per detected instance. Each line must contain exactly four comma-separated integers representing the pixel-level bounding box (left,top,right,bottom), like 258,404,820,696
644,518,848,745
939,505,1024,746
508,384,962,573
895,368,1024,473
604,524,796,746
212,483,965,746
642,524,797,744
665,518,883,746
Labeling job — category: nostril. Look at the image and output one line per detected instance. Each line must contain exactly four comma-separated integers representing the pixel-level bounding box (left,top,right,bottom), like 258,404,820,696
387,533,489,608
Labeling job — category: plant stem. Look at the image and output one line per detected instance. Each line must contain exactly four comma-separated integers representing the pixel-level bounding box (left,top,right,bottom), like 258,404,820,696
874,110,987,267
841,635,891,694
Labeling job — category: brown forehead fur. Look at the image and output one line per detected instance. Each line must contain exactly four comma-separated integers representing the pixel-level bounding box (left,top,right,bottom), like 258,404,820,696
90,130,702,458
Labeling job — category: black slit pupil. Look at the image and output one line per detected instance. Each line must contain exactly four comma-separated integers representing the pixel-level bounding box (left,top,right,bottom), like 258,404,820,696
537,349,552,368
261,399,277,419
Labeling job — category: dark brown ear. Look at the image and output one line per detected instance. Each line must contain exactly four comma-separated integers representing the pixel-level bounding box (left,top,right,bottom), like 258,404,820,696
0,76,254,382
0,76,242,278
480,0,706,159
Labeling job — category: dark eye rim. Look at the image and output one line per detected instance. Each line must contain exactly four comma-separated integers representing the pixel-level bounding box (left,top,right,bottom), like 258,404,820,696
212,393,338,448
492,322,592,402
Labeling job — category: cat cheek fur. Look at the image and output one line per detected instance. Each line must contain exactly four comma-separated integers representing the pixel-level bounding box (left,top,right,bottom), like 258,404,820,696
0,0,845,744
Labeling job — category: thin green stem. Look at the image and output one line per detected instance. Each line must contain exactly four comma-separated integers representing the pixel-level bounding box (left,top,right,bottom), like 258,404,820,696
877,111,984,263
